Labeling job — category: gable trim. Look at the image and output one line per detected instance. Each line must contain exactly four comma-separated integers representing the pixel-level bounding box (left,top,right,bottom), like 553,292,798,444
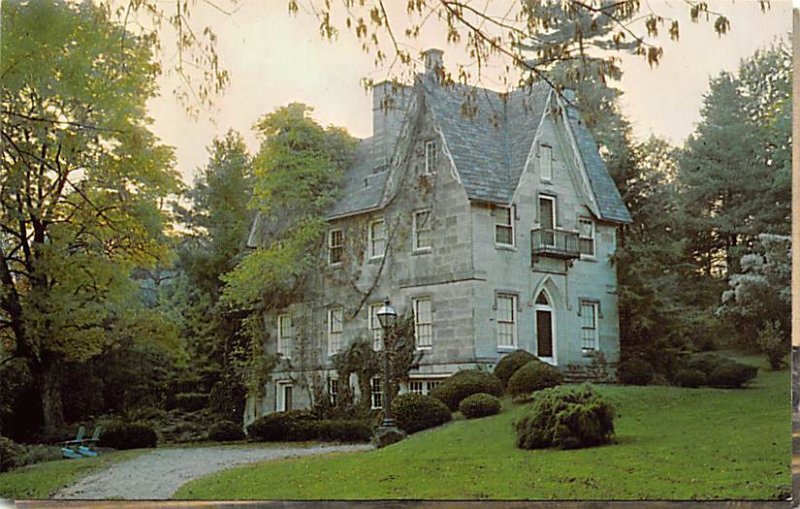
510,88,553,203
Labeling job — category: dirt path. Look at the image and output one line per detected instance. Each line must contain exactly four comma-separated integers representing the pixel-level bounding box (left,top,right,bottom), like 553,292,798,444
53,443,372,500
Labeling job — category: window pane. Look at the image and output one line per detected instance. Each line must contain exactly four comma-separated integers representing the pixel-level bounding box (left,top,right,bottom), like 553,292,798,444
414,210,432,249
370,220,385,257
496,296,516,347
496,225,512,245
369,304,384,350
414,298,433,348
541,145,552,180
579,220,594,256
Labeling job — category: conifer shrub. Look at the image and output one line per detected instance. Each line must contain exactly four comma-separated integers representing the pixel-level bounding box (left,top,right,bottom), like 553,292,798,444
458,393,501,419
507,361,563,396
207,421,245,442
672,368,707,388
684,352,728,375
514,384,615,450
392,393,452,433
430,370,503,411
616,358,655,385
99,421,158,449
0,435,24,472
493,350,539,389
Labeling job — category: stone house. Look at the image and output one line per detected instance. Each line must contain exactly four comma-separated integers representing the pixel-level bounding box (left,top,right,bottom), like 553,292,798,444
244,49,631,422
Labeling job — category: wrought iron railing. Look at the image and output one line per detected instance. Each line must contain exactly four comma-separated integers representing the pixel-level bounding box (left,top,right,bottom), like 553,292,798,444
531,228,580,262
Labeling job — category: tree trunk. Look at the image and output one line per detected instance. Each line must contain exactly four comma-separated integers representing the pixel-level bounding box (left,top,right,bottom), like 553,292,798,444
31,356,66,437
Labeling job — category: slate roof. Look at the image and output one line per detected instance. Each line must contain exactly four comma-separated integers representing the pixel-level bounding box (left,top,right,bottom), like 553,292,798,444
324,79,631,224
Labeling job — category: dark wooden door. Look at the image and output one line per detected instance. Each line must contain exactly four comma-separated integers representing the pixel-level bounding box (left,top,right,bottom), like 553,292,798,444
536,309,553,358
284,385,293,411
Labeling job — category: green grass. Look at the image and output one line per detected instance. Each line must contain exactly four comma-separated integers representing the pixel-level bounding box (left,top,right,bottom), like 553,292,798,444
175,354,790,500
0,449,146,499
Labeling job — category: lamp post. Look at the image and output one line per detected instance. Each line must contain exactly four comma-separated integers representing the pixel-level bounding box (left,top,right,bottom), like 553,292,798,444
376,299,398,430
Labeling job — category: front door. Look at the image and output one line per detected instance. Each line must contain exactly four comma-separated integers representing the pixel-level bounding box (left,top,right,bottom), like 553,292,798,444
284,385,293,411
536,309,553,358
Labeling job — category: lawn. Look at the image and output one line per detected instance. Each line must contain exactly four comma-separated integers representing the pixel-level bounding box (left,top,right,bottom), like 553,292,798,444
175,354,790,500
0,449,145,499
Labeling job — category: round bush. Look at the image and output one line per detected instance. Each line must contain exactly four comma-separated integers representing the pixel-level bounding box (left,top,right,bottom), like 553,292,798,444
430,370,503,411
458,393,501,419
393,393,452,433
0,435,24,472
246,410,317,441
672,368,707,388
99,421,158,450
616,358,654,385
207,421,245,442
314,420,372,442
684,353,728,375
494,350,539,388
514,384,615,450
707,363,758,388
507,361,563,396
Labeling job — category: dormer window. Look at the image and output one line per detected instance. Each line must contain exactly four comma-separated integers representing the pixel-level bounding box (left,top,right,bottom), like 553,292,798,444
494,205,514,247
424,140,437,175
540,144,553,182
328,228,343,265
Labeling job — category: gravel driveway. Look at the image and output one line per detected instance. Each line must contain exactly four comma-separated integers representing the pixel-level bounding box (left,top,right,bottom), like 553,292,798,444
53,443,372,500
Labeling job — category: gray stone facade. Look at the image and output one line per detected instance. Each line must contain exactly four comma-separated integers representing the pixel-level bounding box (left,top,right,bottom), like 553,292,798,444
244,51,631,423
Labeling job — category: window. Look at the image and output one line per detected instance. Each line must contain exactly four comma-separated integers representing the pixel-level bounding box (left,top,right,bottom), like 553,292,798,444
328,308,343,355
424,140,437,174
539,196,556,246
368,218,386,258
580,301,599,351
535,290,554,360
277,314,293,358
579,219,595,257
540,144,553,181
496,294,517,348
328,229,344,265
328,379,339,406
413,297,433,349
371,377,383,409
413,210,432,251
494,206,514,247
409,379,443,395
368,303,384,350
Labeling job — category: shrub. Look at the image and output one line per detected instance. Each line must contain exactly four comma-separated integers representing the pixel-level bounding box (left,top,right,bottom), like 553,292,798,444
173,393,209,412
757,321,789,370
393,394,451,433
315,420,372,442
246,410,317,441
684,353,728,376
459,393,501,419
672,369,707,388
616,358,654,385
494,350,539,389
209,379,247,423
99,421,158,450
514,384,615,450
14,444,61,468
507,361,563,396
707,363,758,389
207,421,245,442
0,435,24,472
431,370,503,411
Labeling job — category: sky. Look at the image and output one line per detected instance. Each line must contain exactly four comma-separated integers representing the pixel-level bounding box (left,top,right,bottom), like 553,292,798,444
144,1,792,183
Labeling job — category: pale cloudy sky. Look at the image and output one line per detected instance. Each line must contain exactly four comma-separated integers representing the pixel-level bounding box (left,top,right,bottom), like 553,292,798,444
144,1,792,183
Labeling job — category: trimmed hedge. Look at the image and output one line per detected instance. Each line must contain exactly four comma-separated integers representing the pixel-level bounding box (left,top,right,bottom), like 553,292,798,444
393,393,451,433
246,410,371,442
507,361,563,396
616,358,655,386
431,370,503,411
459,393,501,419
494,350,538,388
672,368,707,388
707,363,758,388
0,435,24,472
99,421,158,450
207,421,245,442
685,353,728,375
514,384,615,450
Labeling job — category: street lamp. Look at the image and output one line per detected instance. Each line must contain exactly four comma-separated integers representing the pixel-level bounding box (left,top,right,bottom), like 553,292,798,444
376,299,398,430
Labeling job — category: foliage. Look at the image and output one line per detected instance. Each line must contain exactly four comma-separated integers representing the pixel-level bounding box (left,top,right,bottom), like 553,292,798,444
756,321,789,371
493,350,538,389
171,393,209,413
207,421,245,442
458,393,501,419
430,370,503,411
245,411,370,442
671,369,707,388
706,363,758,389
0,436,24,472
506,361,563,396
174,354,788,500
684,353,729,375
0,0,182,434
616,358,655,386
514,384,615,450
392,393,451,433
209,379,247,423
98,421,158,450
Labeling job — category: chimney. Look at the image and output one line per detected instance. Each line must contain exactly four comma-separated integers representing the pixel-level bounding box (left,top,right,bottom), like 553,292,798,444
372,81,410,170
423,48,444,78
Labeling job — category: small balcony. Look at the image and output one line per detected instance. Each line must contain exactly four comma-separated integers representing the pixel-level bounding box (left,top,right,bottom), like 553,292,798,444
531,228,580,263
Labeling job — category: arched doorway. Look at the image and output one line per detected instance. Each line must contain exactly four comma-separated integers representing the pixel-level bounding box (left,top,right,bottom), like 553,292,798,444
535,289,555,364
